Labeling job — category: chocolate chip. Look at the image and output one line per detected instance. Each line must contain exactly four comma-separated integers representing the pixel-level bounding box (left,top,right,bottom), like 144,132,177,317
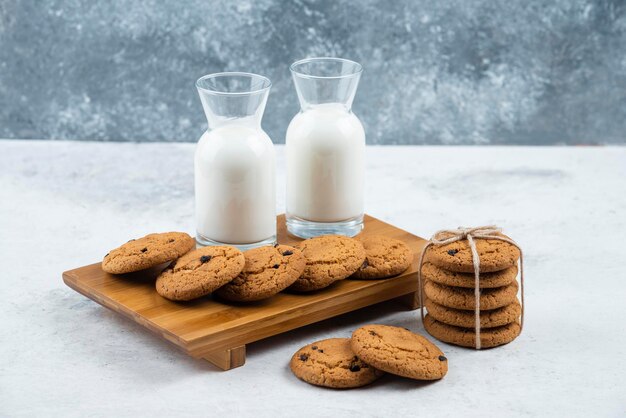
368,330,380,337
349,364,361,372
404,327,410,331
141,247,148,253
282,250,293,256
311,346,318,350
104,253,109,257
438,355,447,362
200,255,211,263
168,239,175,243
299,353,309,361
447,249,459,256
127,239,135,242
273,264,280,269
274,243,279,248
360,259,369,270
318,349,323,353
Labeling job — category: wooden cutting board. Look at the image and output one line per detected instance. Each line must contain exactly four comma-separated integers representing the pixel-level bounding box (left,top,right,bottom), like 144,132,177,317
62,214,426,370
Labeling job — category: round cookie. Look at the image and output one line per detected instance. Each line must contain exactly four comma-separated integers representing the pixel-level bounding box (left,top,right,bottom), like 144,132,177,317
425,298,522,328
425,234,520,273
102,232,195,274
423,314,521,348
423,279,518,311
289,235,366,292
351,235,414,279
216,245,306,302
421,261,517,289
156,246,244,301
351,324,448,380
290,338,384,389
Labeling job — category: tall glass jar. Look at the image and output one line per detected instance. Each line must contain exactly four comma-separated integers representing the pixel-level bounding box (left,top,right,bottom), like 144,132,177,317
286,57,365,238
195,72,276,249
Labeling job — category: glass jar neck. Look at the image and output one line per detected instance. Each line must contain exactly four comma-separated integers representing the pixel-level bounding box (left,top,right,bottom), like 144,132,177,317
290,57,362,112
196,72,271,130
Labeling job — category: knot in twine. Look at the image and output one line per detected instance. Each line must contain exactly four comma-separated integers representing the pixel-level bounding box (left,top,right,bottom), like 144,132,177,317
417,226,524,349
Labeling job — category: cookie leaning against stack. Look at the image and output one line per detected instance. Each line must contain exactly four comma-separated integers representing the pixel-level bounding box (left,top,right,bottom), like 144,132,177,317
422,235,522,348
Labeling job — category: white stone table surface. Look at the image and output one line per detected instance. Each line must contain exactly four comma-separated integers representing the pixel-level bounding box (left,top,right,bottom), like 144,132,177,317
1,140,625,417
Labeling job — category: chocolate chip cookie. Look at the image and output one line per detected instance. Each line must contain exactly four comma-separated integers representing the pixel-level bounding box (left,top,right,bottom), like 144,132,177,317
351,235,414,279
156,246,244,301
425,298,521,328
421,261,517,289
102,232,195,274
290,338,384,388
289,235,366,292
423,280,519,310
425,234,520,273
423,314,521,348
216,245,306,302
351,324,448,380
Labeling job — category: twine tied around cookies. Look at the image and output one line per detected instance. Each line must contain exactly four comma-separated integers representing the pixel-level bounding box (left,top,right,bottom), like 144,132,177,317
417,226,525,349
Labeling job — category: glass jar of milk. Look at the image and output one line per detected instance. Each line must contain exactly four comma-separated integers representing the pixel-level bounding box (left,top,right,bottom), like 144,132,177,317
195,72,276,249
286,58,365,238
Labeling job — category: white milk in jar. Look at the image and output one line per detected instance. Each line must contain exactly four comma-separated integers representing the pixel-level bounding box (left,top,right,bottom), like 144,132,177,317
195,125,275,245
286,103,364,222
195,72,276,249
285,58,365,238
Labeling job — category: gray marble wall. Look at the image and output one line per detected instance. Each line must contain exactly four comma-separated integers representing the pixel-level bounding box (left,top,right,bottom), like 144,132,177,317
1,0,624,144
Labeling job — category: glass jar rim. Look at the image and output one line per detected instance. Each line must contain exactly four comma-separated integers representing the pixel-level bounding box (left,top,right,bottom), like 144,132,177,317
290,57,363,80
196,72,272,96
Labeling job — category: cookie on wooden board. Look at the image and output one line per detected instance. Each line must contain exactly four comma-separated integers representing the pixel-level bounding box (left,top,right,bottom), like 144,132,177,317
289,235,366,292
102,232,195,274
351,235,414,279
423,279,518,311
351,324,448,380
290,338,384,389
156,246,244,301
425,234,520,273
216,245,306,302
424,298,521,329
423,314,521,348
421,261,517,289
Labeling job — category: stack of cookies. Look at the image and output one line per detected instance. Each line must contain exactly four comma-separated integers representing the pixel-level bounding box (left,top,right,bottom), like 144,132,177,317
101,232,414,303
290,324,448,389
421,235,522,348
